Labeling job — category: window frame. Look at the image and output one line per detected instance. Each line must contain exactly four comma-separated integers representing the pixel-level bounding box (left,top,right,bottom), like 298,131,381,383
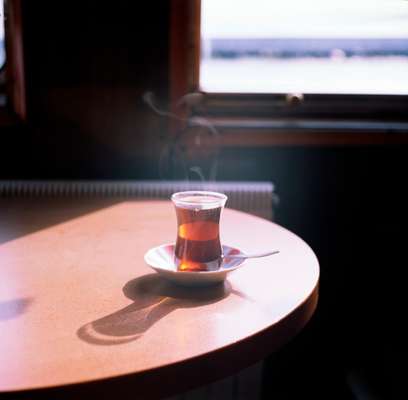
170,0,408,145
0,0,26,125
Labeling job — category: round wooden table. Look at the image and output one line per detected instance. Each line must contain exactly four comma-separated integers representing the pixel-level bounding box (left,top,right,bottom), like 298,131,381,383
0,199,319,399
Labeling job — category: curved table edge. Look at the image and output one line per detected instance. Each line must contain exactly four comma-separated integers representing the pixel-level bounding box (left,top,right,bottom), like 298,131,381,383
1,281,319,400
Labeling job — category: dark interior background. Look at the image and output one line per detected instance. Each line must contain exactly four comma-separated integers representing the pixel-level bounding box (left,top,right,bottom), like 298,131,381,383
1,1,404,399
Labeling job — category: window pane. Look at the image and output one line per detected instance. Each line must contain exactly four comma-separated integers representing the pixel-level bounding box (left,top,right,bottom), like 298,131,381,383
200,0,408,94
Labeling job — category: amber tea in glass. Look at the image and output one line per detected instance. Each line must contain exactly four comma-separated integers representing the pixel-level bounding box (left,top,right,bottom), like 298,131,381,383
171,191,227,272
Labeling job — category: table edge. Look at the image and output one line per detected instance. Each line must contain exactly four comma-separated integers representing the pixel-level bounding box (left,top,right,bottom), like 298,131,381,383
0,281,319,400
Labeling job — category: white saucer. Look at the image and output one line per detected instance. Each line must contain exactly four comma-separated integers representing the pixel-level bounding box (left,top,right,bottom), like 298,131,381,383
144,244,246,286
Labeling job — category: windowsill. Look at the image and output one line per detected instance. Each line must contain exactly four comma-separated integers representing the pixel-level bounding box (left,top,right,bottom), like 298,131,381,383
186,92,408,145
202,117,408,133
190,116,408,146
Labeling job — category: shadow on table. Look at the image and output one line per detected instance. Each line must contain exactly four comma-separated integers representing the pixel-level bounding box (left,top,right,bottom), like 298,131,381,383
77,274,231,346
0,297,33,321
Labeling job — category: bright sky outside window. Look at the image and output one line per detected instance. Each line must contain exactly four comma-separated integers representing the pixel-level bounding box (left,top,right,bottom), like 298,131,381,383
200,0,408,94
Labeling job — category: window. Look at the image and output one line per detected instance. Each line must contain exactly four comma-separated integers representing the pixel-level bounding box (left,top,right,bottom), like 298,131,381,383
170,0,408,145
201,0,408,95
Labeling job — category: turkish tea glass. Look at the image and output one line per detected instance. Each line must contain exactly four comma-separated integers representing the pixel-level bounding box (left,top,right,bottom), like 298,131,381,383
171,191,228,271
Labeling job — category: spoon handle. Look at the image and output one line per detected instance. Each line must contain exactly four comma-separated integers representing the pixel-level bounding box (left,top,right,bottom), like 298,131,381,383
226,250,280,259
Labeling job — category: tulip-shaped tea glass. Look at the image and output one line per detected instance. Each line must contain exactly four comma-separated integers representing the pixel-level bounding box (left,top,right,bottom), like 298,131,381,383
171,191,228,272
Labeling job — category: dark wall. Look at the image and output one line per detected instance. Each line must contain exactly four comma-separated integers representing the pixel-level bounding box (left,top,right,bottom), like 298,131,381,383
1,1,405,398
2,0,170,179
218,145,403,398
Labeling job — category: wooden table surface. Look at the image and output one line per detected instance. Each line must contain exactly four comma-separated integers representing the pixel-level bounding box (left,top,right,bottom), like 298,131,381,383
0,199,319,399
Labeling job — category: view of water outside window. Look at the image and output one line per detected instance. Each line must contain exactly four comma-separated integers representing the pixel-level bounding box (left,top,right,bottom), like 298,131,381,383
201,0,408,94
0,0,4,69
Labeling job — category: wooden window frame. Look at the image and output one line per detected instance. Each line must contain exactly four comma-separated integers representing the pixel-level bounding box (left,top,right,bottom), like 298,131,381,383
170,0,408,146
0,0,26,125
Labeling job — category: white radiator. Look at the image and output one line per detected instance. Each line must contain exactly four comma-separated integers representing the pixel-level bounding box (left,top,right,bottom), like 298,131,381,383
0,180,275,220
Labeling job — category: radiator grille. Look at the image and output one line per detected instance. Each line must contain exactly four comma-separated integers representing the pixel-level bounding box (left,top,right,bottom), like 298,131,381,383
0,180,275,220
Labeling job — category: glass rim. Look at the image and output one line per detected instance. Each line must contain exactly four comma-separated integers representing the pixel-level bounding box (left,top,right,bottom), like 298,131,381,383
171,190,227,208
